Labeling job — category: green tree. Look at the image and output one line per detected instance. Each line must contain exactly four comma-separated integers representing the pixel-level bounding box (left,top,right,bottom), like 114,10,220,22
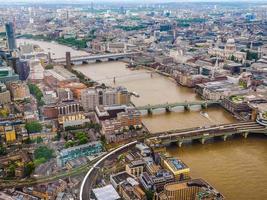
129,125,135,131
53,132,61,141
36,136,43,144
25,121,42,134
23,137,32,144
0,108,9,118
0,145,7,156
79,137,88,145
64,140,75,148
100,135,107,146
28,83,43,106
7,162,16,178
34,146,54,165
24,162,35,177
145,190,154,200
74,132,88,145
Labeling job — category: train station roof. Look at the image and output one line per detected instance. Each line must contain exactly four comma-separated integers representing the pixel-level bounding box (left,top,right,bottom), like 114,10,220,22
92,184,120,200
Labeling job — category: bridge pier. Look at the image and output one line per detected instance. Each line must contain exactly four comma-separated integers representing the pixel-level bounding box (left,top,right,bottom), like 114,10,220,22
200,138,206,144
147,108,153,115
201,102,208,109
242,132,249,139
184,105,190,111
177,141,183,148
221,135,228,141
166,107,171,113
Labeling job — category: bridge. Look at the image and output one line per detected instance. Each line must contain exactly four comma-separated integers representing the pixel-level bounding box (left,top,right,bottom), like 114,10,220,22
53,52,139,65
146,121,267,147
136,100,220,114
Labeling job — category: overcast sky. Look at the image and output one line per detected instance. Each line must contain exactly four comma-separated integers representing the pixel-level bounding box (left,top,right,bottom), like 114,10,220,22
1,0,267,2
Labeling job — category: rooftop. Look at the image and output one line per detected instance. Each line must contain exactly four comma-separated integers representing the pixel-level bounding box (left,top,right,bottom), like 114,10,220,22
92,185,120,200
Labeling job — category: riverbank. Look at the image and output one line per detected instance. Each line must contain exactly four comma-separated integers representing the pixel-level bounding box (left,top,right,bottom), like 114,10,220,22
17,38,89,59
17,34,94,50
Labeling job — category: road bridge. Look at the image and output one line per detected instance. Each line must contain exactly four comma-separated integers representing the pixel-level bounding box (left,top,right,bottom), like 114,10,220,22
53,52,139,65
136,100,220,114
147,121,267,147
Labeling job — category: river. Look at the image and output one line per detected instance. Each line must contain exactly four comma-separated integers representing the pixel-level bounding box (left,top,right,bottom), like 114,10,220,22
18,39,267,200
73,61,236,133
167,135,267,200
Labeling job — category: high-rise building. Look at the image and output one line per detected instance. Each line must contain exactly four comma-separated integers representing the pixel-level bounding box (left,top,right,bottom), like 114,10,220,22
81,88,117,111
81,87,131,111
5,22,17,51
11,57,30,81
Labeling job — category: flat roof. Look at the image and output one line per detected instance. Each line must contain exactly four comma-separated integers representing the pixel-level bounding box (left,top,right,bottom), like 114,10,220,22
166,158,188,171
92,185,120,200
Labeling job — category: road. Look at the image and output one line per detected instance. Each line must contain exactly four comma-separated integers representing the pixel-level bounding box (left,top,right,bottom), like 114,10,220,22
80,141,137,200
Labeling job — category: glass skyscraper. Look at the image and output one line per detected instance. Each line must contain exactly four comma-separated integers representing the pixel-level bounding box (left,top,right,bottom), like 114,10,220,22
5,22,17,51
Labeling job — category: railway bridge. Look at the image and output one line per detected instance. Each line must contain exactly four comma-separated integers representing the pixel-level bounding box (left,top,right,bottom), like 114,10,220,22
146,121,267,147
53,52,139,65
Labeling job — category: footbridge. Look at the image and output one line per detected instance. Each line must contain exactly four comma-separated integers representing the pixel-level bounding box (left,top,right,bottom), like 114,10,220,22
136,100,220,114
53,52,139,65
146,121,267,147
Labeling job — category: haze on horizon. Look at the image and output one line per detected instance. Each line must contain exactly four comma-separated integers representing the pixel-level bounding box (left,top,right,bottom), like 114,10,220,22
2,0,267,3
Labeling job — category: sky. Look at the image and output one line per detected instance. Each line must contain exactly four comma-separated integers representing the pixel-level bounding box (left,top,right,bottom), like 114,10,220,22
1,0,267,2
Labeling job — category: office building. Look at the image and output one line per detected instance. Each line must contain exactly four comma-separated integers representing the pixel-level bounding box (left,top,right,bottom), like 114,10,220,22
5,22,17,51
117,108,142,128
155,179,224,200
125,159,146,177
161,156,190,180
15,59,30,81
0,66,19,83
81,87,117,111
140,170,175,192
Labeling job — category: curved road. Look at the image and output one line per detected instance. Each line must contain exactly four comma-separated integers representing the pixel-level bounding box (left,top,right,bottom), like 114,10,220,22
79,141,137,200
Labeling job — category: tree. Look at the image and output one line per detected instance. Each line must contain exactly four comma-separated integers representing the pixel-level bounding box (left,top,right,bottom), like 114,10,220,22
25,121,42,134
100,135,106,146
36,136,43,144
0,108,9,118
23,137,32,144
129,125,135,131
28,83,43,106
64,140,75,148
79,137,88,145
230,55,235,61
34,146,54,165
24,162,35,177
145,190,154,200
7,162,16,178
53,132,61,141
0,145,7,156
